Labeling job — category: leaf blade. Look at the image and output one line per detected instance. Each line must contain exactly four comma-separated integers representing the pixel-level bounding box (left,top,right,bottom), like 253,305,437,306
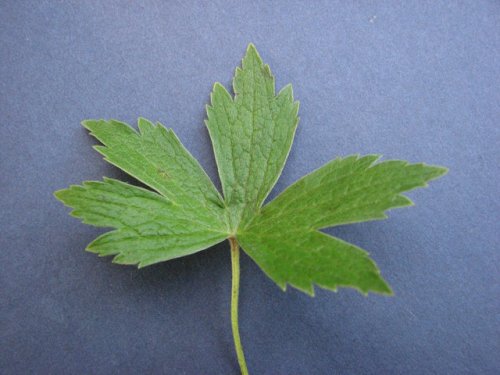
238,225,392,296
249,155,448,231
237,154,446,295
82,118,226,225
206,44,299,229
55,178,228,266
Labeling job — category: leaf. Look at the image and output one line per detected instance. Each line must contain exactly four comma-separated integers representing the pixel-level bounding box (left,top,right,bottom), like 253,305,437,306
55,43,447,296
206,44,299,229
238,229,391,296
237,155,447,295
55,178,227,267
81,118,226,222
242,155,447,231
56,119,229,267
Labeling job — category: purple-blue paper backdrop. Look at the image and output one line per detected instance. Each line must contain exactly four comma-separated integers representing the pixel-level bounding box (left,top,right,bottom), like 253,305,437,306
1,1,499,374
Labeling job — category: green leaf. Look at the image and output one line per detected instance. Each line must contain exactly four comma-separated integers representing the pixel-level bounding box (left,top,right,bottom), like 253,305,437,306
243,155,448,231
82,117,226,223
56,119,229,266
206,44,299,229
55,44,447,296
237,155,447,295
55,178,227,267
238,229,391,296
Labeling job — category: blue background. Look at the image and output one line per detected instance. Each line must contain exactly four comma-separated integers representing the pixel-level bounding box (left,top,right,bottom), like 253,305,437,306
1,1,499,374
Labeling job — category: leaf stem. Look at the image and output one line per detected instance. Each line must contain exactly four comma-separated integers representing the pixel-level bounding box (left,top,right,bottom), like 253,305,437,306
229,237,249,375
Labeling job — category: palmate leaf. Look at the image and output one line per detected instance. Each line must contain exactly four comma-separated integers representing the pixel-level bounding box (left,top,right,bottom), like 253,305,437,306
238,155,446,295
55,119,229,266
206,44,299,228
56,178,227,267
56,44,446,296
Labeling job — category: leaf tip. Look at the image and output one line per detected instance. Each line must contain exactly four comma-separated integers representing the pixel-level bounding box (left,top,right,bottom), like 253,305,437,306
243,42,264,67
292,281,316,296
306,286,316,297
275,279,288,293
81,119,96,130
112,254,133,266
53,189,66,202
371,278,394,296
246,42,257,54
92,145,107,155
377,286,394,297
430,165,449,179
85,243,98,254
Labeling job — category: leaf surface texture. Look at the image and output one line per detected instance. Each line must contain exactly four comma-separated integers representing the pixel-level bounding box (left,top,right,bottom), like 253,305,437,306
56,44,447,295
